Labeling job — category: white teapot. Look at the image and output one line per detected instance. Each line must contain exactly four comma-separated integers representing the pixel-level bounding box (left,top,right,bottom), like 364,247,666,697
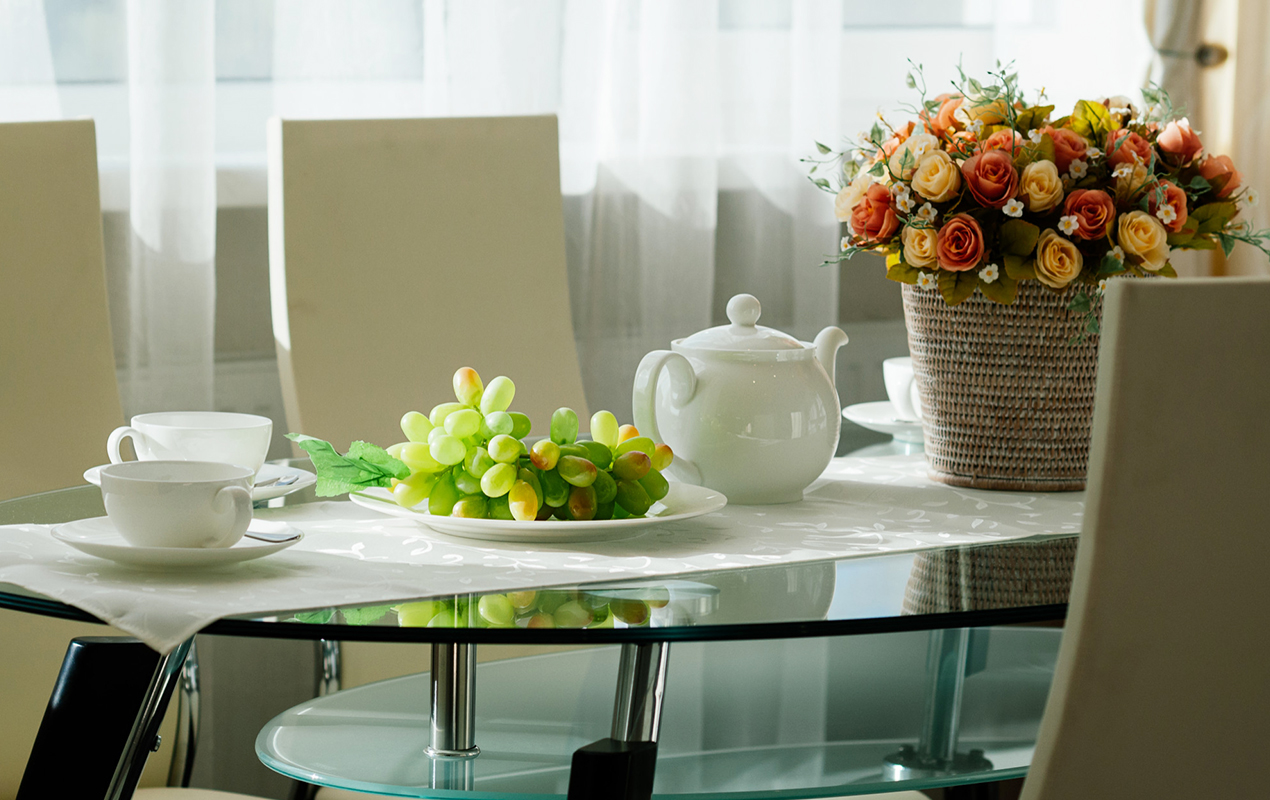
633,294,848,504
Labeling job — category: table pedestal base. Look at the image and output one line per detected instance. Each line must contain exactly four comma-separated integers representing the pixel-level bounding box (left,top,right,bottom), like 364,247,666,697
426,641,480,759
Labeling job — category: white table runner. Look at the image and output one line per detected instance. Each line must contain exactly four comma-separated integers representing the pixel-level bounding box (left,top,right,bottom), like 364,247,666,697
0,455,1083,653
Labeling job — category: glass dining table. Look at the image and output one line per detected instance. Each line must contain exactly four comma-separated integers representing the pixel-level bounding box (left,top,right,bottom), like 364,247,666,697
0,439,1078,800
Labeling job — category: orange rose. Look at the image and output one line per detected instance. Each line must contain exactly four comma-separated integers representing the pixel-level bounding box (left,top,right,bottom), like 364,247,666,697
925,93,964,139
979,128,1024,154
1045,127,1088,174
1147,180,1189,232
1199,154,1242,198
850,183,899,242
1106,129,1151,168
1063,189,1117,240
961,149,1019,209
936,214,984,272
879,121,916,161
1157,118,1203,164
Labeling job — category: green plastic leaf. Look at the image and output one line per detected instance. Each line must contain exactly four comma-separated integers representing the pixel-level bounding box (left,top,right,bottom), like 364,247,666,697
978,274,1018,304
1099,253,1128,275
1003,254,1037,280
1015,104,1054,131
1067,292,1092,314
1217,232,1237,257
937,270,979,306
812,177,831,190
815,141,832,155
340,605,393,626
999,219,1040,256
1166,217,1199,247
286,433,409,497
885,255,921,285
1155,262,1179,278
1191,201,1237,235
1068,100,1114,141
293,609,336,624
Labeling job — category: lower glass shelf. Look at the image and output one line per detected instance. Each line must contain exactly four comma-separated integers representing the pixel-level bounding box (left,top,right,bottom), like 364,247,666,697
257,628,1060,798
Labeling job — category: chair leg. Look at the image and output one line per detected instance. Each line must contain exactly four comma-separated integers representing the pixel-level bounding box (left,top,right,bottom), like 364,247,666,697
17,636,192,800
289,638,343,800
166,637,202,787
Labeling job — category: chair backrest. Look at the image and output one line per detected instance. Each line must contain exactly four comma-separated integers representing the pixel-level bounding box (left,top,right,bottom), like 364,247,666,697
0,120,123,501
1021,277,1270,799
267,115,588,451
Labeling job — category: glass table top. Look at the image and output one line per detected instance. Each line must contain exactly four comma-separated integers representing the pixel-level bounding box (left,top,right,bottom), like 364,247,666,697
0,449,1076,644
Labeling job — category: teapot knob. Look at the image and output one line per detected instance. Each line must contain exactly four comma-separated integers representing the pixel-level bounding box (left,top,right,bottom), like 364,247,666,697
726,294,761,328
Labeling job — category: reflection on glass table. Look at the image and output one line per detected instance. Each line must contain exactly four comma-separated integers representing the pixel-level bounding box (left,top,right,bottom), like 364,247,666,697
258,627,1060,798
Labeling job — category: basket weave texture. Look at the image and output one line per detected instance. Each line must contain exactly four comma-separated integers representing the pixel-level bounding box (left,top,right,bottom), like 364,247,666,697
902,539,1078,615
902,281,1101,491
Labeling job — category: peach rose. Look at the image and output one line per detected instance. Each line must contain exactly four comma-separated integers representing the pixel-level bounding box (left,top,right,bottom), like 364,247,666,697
1199,154,1242,198
1020,160,1064,212
1063,189,1117,240
850,183,899,242
1034,229,1084,289
956,98,1010,127
902,225,939,267
961,149,1020,209
1106,129,1151,168
1157,118,1203,164
1117,210,1170,272
834,172,873,222
1147,180,1189,233
888,132,940,180
980,128,1024,154
925,93,964,139
879,121,916,161
911,149,961,203
1045,127,1088,174
1114,161,1151,206
936,214,984,272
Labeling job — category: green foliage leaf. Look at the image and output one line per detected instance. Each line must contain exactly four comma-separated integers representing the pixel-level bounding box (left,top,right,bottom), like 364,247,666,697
293,609,336,624
938,270,979,306
978,274,1018,304
1217,232,1237,257
812,177,831,191
869,121,884,144
1166,217,1199,247
1003,254,1037,280
1099,253,1128,275
999,219,1040,256
286,433,409,497
1191,201,1237,235
868,160,886,177
885,254,921,285
340,605,394,626
1155,262,1179,278
815,141,832,155
1068,100,1114,141
1067,292,1092,313
1015,104,1054,131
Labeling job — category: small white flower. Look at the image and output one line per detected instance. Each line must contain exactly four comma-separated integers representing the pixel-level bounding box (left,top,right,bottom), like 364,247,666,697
913,141,931,158
979,263,1000,283
1246,189,1260,208
1069,159,1088,179
1098,278,1108,293
1110,106,1130,116
916,272,938,290
1086,147,1103,159
841,236,852,251
1145,103,1161,118
1112,163,1133,178
916,202,938,222
1028,129,1044,144
1003,198,1025,218
896,193,916,213
1059,215,1080,236
967,119,984,135
1156,205,1177,224
1111,245,1125,261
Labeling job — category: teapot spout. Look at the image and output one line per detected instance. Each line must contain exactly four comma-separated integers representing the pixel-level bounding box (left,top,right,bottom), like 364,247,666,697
813,326,849,386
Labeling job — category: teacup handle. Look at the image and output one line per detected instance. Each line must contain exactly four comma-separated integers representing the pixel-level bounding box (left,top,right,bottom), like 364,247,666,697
107,426,147,463
212,485,253,546
632,350,702,485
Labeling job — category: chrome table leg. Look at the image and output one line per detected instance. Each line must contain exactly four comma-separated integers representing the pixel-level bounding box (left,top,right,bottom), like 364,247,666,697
427,642,479,758
105,637,194,800
611,641,671,743
166,638,201,788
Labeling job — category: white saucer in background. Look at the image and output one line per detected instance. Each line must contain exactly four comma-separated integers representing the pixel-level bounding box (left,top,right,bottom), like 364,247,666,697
842,401,925,444
52,516,302,569
83,462,316,503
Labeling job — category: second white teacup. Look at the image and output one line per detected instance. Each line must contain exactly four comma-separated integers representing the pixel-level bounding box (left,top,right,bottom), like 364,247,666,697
100,461,254,549
883,357,923,422
107,411,272,476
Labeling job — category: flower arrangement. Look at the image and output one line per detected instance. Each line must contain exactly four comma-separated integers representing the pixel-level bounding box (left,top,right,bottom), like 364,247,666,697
809,64,1270,311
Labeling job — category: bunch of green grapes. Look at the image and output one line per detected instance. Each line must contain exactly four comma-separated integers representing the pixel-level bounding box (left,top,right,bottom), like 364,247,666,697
396,587,670,629
383,367,673,522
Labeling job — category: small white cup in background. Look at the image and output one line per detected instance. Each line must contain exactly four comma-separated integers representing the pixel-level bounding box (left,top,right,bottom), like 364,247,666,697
99,461,254,549
107,411,272,476
883,357,923,422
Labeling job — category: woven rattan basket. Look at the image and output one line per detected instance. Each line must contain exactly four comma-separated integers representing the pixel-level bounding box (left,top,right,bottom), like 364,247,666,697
902,281,1101,491
902,538,1079,615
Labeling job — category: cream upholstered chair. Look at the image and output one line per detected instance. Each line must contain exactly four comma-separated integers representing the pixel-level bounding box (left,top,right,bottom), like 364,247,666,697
267,115,591,691
852,276,1270,800
267,114,588,453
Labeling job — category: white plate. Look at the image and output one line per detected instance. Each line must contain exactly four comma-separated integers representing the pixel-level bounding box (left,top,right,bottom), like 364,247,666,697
83,462,316,503
842,401,925,444
52,517,302,569
349,482,728,543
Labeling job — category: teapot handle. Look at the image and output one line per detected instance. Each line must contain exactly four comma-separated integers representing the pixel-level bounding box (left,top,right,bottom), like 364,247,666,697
632,350,702,485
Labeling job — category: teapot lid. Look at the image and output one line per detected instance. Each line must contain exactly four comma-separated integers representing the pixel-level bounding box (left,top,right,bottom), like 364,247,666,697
676,294,807,353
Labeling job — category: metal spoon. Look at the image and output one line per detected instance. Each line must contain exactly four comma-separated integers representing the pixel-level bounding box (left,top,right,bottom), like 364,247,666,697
254,474,300,489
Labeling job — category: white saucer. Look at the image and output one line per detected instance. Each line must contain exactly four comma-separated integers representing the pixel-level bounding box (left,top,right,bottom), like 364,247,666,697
52,517,302,569
83,462,316,503
842,401,925,444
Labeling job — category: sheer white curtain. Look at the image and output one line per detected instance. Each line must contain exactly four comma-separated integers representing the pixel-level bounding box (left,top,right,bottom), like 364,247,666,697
124,0,217,414
0,0,59,121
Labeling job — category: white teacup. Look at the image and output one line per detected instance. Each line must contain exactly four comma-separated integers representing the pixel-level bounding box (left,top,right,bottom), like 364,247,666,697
883,357,923,422
100,461,254,549
107,412,272,476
